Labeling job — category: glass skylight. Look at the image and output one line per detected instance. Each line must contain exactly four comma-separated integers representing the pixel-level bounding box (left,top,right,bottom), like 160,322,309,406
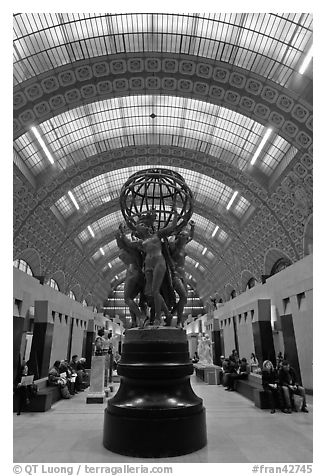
77,211,124,244
14,13,312,88
54,165,250,221
14,96,294,179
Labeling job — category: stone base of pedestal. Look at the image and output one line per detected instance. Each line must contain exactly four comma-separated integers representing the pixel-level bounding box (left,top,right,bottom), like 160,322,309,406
103,327,207,457
103,405,206,458
86,355,105,404
86,392,106,404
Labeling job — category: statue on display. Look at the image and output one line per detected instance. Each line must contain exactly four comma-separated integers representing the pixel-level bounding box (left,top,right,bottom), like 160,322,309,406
198,333,213,365
115,226,146,328
94,328,105,355
169,220,195,327
104,169,207,458
116,168,195,328
117,205,178,326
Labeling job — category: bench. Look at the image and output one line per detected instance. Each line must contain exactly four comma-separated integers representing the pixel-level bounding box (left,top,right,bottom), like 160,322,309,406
232,374,281,409
13,377,62,413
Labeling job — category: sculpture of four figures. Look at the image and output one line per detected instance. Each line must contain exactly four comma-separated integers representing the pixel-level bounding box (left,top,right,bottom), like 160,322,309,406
115,207,195,328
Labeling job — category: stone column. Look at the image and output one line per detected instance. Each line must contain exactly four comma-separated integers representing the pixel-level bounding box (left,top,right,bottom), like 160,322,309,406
29,301,54,379
85,319,95,368
252,299,276,367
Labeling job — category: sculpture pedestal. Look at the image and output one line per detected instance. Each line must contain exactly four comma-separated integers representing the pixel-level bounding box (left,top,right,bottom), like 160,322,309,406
86,356,106,404
103,328,207,457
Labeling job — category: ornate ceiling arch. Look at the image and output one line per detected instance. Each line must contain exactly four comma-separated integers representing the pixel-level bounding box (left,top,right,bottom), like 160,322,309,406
13,13,313,305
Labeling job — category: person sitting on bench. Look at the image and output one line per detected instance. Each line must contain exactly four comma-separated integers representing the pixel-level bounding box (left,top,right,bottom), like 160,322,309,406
14,362,37,415
225,357,250,391
69,355,84,392
278,360,308,413
77,357,89,388
48,360,71,399
262,360,284,414
223,355,239,390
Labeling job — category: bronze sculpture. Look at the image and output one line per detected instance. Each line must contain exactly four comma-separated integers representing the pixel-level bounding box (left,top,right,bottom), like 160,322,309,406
116,168,194,328
104,169,207,457
169,219,195,327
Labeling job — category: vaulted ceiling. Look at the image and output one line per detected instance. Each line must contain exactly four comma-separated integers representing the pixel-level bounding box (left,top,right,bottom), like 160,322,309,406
13,13,313,307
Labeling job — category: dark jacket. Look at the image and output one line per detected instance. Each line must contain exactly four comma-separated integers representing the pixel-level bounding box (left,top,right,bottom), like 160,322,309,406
278,367,297,387
238,362,250,375
262,369,278,391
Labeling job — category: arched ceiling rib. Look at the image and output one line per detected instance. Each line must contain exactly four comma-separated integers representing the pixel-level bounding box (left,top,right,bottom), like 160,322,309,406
13,13,312,89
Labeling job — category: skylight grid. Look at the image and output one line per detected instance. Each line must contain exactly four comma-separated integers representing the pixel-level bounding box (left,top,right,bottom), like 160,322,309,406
92,240,119,261
78,230,89,244
259,137,298,175
54,195,74,218
15,95,278,177
13,133,47,175
54,165,242,220
191,213,216,238
92,212,124,236
232,196,251,218
187,240,205,256
186,256,205,274
13,14,312,87
218,230,228,242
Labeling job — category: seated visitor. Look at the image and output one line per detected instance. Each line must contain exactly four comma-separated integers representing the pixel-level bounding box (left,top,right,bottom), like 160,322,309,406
217,356,226,385
77,357,89,388
262,360,284,414
14,362,37,415
69,354,84,391
225,357,250,391
231,349,240,366
278,360,308,413
223,356,238,389
192,352,199,363
48,360,71,399
250,353,259,372
276,351,284,370
59,360,77,395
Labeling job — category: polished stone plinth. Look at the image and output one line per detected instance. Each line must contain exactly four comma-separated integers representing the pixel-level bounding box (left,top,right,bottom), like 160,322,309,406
103,327,207,457
86,356,106,404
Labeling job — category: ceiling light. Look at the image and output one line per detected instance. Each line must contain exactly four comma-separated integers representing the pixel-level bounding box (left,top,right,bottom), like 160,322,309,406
250,128,273,165
299,45,313,75
88,226,95,238
115,275,118,280
100,247,105,256
195,262,199,268
31,126,54,164
202,247,207,255
108,263,112,268
189,274,192,279
226,191,238,210
212,225,219,237
68,191,79,210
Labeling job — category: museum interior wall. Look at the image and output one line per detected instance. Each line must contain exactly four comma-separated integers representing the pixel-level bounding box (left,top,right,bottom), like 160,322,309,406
186,253,312,391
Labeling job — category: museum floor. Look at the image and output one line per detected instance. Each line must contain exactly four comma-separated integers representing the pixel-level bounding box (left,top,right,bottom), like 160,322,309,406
13,376,313,463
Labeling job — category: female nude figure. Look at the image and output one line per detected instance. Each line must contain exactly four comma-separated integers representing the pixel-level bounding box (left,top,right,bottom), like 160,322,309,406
169,220,195,327
119,206,178,326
